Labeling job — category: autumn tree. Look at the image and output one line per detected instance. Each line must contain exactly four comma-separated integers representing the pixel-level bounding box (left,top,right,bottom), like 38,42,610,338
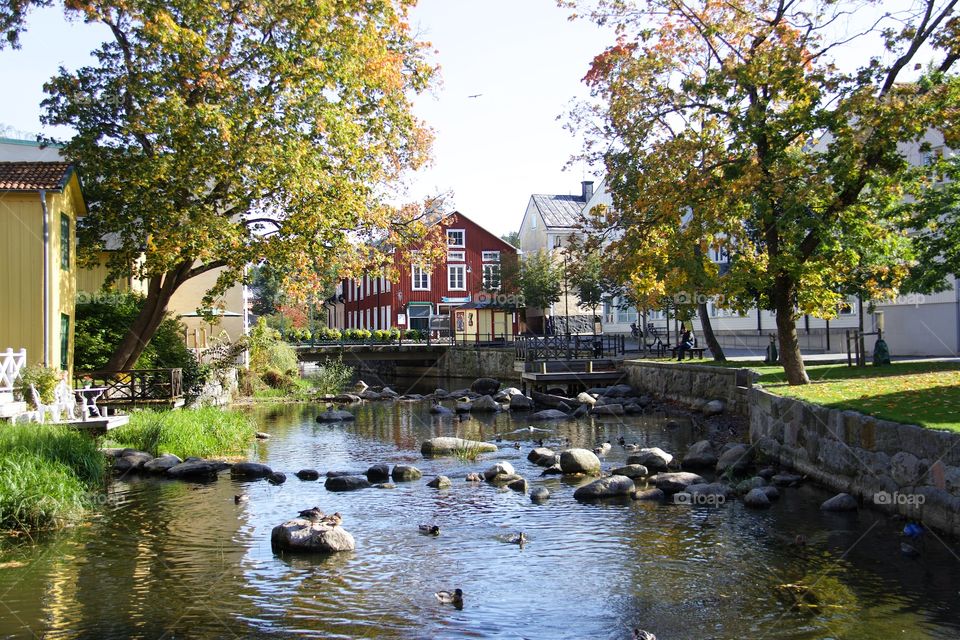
900,154,960,294
567,0,960,383
2,0,436,370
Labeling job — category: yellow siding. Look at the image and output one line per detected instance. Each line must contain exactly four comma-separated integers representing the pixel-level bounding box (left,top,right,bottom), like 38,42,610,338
0,192,45,367
76,251,138,294
168,264,247,344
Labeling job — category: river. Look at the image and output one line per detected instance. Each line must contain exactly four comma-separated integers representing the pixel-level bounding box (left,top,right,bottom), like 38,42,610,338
1,398,959,639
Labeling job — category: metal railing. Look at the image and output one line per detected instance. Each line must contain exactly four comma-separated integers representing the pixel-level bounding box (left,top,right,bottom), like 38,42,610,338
75,368,183,404
515,334,625,361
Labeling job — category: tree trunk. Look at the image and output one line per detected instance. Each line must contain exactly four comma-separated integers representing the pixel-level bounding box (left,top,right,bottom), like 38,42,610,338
104,261,194,371
773,279,809,385
696,302,726,362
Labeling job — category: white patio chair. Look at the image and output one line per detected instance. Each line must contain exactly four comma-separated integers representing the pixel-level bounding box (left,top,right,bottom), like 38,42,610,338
53,379,78,421
29,385,56,423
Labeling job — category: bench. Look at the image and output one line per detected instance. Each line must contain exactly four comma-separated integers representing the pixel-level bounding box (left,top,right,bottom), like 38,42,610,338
670,346,706,360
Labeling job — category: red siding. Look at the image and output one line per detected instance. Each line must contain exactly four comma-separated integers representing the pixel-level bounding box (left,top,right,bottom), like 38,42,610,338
336,212,518,332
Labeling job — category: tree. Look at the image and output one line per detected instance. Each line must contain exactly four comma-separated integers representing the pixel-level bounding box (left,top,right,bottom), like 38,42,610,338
500,231,521,248
249,264,284,318
567,0,960,384
569,251,607,335
901,155,960,294
3,0,436,370
520,250,563,334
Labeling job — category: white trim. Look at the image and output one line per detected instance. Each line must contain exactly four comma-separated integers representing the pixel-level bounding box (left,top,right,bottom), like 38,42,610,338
448,264,466,291
412,263,431,290
482,263,501,290
446,228,465,248
481,250,500,262
448,250,465,262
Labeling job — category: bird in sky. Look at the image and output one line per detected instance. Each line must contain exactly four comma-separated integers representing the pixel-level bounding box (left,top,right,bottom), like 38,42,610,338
467,94,482,98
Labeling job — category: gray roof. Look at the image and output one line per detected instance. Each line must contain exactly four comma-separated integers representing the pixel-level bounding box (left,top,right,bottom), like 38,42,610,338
530,193,585,228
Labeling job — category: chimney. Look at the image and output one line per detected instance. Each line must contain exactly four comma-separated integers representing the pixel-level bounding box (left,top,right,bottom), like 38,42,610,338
581,180,594,201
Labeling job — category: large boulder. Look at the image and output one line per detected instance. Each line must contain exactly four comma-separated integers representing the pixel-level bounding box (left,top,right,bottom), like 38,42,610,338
316,409,356,423
427,475,452,489
716,444,753,475
653,471,705,494
610,464,649,479
507,477,528,493
332,393,362,403
573,475,636,500
421,437,498,456
483,461,516,481
470,395,501,412
682,441,718,469
271,518,355,553
529,486,550,502
296,469,321,481
324,475,370,492
743,487,771,509
166,459,230,480
531,391,576,409
359,390,382,401
702,399,726,416
821,492,858,512
470,377,501,396
559,448,602,475
628,447,673,472
142,453,181,474
527,447,557,467
391,465,422,482
429,403,454,415
113,449,154,473
231,462,274,479
735,477,767,495
365,464,391,482
509,394,535,411
494,387,523,402
576,392,597,406
571,404,590,418
455,401,473,413
529,409,570,421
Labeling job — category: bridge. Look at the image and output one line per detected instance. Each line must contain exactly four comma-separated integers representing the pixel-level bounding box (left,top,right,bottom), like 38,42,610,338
295,343,450,363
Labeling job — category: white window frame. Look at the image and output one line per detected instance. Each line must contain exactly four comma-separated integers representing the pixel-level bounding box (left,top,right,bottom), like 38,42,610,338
530,214,537,229
481,250,500,262
482,263,501,290
412,263,431,291
448,264,466,291
447,229,465,248
447,250,465,262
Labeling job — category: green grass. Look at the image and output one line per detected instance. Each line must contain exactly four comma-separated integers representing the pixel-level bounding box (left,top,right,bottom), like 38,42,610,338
105,407,257,459
696,359,960,432
0,424,106,532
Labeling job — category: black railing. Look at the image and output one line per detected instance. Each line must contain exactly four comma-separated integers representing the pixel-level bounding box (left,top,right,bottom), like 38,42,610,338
515,334,625,361
75,368,183,404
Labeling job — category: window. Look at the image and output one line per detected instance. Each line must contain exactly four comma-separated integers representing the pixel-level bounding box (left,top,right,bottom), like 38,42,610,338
482,263,501,290
481,251,500,262
60,213,70,270
60,314,70,370
448,264,466,290
447,229,465,247
447,250,465,262
412,263,430,290
530,214,537,229
838,298,857,315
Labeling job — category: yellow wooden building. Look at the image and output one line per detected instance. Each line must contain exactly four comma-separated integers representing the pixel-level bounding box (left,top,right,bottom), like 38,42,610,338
0,162,85,375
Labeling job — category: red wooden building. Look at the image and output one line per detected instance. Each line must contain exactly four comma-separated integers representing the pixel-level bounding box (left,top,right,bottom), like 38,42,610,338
331,212,520,338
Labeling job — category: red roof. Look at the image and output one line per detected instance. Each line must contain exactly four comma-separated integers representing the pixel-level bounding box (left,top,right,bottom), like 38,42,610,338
0,162,73,191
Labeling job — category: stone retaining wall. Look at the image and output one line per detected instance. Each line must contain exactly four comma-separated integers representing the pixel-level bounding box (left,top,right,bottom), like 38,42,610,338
437,347,520,381
750,387,960,535
623,360,752,415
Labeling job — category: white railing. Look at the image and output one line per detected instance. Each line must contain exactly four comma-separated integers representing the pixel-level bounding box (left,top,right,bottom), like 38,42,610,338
0,348,27,393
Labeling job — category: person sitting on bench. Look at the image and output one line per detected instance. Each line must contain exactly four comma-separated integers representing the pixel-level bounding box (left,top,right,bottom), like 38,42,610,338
676,328,695,361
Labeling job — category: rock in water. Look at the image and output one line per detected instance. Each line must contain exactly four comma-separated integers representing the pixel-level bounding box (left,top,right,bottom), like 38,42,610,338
508,394,535,411
324,475,371,491
113,450,154,474
528,409,570,421
559,449,602,475
267,472,287,485
715,444,753,475
702,399,725,416
627,447,673,472
429,403,454,415
527,447,557,467
295,469,321,481
316,409,356,423
507,477,528,493
743,487,771,508
470,377,501,396
682,440,718,469
166,459,230,480
142,454,182,474
365,464,391,482
427,475,452,489
652,472,705,494
573,475,636,500
483,462,516,481
231,462,274,479
610,464,648,479
271,518,355,553
820,492,858,512
529,487,550,502
391,465,422,482
470,395,501,412
421,437,498,456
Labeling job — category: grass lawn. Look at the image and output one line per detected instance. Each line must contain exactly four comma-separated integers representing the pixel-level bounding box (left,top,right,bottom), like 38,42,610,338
685,359,960,432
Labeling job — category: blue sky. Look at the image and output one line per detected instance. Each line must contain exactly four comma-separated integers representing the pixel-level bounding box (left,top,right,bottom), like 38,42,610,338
0,0,613,237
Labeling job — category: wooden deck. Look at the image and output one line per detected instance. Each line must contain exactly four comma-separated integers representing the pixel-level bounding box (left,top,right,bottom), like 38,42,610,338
520,370,627,394
63,414,130,436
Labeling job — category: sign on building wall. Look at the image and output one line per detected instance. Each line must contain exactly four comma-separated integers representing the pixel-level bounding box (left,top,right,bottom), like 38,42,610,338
397,313,406,325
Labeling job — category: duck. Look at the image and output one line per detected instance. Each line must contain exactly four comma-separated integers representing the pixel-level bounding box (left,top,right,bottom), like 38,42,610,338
435,588,463,605
234,494,249,505
535,438,544,447
633,630,656,640
617,436,626,446
321,512,343,527
419,524,441,536
513,442,521,449
495,434,503,443
509,532,527,547
624,443,641,452
298,506,324,521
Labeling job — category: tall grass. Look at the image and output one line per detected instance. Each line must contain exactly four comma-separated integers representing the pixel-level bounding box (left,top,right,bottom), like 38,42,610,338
106,407,256,459
0,424,106,532
307,359,354,395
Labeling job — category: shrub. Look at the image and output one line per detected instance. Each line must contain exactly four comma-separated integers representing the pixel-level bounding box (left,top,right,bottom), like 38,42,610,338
15,364,61,408
307,359,354,395
248,317,298,375
405,329,422,341
388,328,401,341
106,407,256,459
261,369,294,390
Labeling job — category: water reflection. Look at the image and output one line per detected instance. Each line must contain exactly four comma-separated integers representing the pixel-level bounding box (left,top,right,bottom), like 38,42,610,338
0,401,958,639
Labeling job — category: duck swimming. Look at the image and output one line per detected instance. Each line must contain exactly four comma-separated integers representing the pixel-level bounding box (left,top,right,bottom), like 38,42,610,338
435,588,463,605
234,494,249,505
509,532,527,547
419,524,441,536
